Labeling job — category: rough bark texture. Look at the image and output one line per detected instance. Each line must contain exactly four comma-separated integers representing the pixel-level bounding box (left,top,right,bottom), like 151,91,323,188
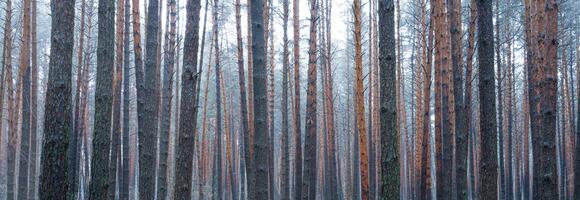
28,0,39,197
140,0,161,197
280,0,290,199
378,0,399,199
303,0,318,199
174,0,201,198
530,0,558,199
89,0,114,198
292,0,303,198
476,0,498,199
250,0,270,198
39,0,75,198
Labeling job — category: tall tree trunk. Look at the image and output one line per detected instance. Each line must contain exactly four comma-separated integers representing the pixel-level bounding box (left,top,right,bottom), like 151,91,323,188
174,0,201,197
139,0,161,197
109,0,125,198
448,0,466,198
199,35,214,199
465,0,476,197
266,5,276,198
73,0,87,197
0,0,11,160
493,2,506,198
378,0,399,199
529,0,558,198
323,0,337,198
303,0,318,199
28,0,39,197
39,0,75,198
292,0,303,198
89,0,114,197
17,0,32,198
157,0,177,198
212,0,223,197
476,0,498,199
121,0,132,198
250,0,270,198
575,34,580,200
280,0,290,199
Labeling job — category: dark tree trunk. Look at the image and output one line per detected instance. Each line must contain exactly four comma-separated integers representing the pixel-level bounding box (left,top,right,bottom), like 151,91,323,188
28,0,39,197
139,0,161,197
303,0,318,199
212,0,223,198
476,0,498,199
121,0,132,198
39,0,75,198
378,0,399,199
89,0,114,197
173,0,201,198
250,0,270,198
280,0,290,198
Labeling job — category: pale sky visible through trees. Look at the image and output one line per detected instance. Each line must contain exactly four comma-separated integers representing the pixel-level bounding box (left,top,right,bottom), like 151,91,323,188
0,0,579,199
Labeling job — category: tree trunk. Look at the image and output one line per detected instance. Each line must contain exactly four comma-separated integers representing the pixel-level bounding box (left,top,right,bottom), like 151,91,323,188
378,0,399,199
139,0,161,197
448,0,466,197
16,0,32,198
530,0,558,198
292,0,303,198
109,0,124,197
157,0,177,198
465,0,476,197
303,0,318,199
476,0,498,199
280,0,290,199
28,0,39,197
39,0,75,198
121,0,132,198
212,0,223,197
323,0,337,198
174,0,202,197
250,0,270,198
89,0,114,197
575,34,580,200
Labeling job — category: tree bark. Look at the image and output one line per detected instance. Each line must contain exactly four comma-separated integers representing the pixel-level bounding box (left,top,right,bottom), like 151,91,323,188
39,0,75,198
212,0,223,198
139,0,162,197
378,0,399,199
89,0,114,197
121,0,132,198
448,0,466,197
174,0,202,198
476,0,498,199
17,0,32,198
529,0,558,198
303,0,318,199
292,0,303,198
250,0,270,198
280,0,290,199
